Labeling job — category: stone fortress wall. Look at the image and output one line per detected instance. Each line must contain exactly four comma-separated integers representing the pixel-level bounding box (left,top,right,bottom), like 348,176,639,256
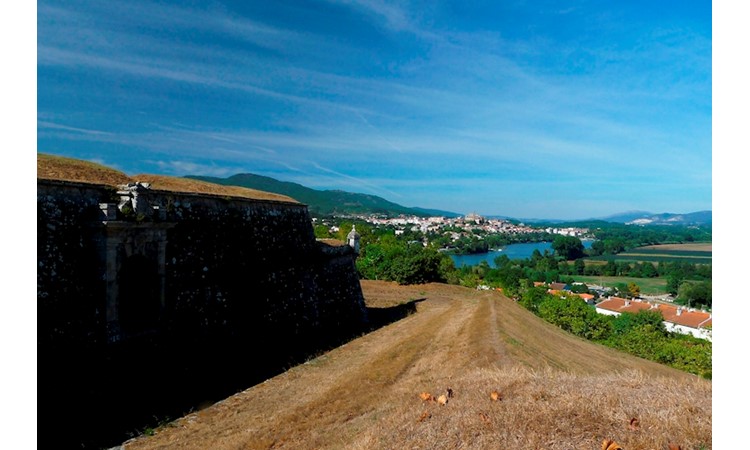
37,178,368,448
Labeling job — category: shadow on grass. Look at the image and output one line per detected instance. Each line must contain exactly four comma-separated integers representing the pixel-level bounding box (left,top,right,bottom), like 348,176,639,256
41,298,429,450
365,297,427,331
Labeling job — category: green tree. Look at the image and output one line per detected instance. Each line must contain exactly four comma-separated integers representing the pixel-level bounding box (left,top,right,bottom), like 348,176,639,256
611,310,667,336
537,293,612,340
604,260,617,276
677,281,712,308
640,262,658,278
589,240,605,256
574,258,585,275
551,236,585,260
519,286,548,313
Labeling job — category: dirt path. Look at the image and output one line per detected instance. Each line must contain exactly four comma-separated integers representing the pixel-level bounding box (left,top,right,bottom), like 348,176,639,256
122,282,711,450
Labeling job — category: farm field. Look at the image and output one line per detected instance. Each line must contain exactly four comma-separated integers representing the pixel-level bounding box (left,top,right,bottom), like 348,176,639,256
586,242,712,265
571,275,668,295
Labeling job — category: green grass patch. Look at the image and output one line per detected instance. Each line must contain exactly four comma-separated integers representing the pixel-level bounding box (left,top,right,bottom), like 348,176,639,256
586,254,712,264
585,246,712,265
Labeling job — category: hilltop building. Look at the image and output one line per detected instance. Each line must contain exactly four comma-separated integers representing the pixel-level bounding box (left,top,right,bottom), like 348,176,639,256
464,212,483,224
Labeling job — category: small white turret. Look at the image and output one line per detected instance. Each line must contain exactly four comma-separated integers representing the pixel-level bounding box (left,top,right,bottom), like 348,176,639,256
347,225,361,254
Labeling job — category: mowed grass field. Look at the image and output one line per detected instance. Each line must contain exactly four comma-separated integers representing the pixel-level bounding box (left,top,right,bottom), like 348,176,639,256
122,281,711,450
571,275,667,295
586,242,712,265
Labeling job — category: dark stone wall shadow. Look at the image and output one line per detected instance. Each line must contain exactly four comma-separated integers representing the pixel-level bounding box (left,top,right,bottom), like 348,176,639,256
365,297,427,331
38,181,369,449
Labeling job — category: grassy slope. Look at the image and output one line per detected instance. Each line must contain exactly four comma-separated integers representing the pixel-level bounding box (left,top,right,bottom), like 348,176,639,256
123,282,711,450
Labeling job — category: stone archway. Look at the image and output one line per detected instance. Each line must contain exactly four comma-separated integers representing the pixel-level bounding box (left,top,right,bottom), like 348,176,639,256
99,221,175,342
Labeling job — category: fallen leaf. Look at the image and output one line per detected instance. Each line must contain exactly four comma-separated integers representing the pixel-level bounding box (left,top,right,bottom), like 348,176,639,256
601,439,623,450
447,387,454,398
490,390,502,401
479,412,491,426
417,411,431,423
667,444,682,450
419,392,432,402
436,394,448,405
628,417,640,431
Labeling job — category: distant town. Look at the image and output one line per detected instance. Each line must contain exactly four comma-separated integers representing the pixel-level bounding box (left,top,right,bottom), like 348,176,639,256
313,212,591,252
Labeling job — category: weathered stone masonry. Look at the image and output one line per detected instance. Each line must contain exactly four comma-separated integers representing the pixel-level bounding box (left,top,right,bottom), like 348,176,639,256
38,179,368,448
38,179,367,348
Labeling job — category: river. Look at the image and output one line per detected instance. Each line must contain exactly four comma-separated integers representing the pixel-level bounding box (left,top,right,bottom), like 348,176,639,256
449,240,594,268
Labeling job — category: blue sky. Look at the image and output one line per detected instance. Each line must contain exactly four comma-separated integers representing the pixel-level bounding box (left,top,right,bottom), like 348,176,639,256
37,0,711,220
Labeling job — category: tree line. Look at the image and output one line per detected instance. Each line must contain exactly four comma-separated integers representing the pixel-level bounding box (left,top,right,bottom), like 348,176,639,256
315,220,711,378
315,220,711,309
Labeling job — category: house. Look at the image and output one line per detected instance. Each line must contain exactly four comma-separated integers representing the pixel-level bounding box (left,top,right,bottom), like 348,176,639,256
595,297,712,341
549,282,568,291
576,293,595,305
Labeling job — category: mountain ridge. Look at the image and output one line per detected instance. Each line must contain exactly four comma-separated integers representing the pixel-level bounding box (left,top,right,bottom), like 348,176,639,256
594,210,712,225
186,173,462,218
186,172,710,224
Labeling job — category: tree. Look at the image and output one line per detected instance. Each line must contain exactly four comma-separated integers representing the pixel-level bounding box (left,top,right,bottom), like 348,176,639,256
604,260,617,276
589,240,605,256
519,286,548,313
640,262,658,278
537,293,612,340
627,282,641,298
494,254,511,269
611,310,666,336
677,281,712,308
574,258,585,275
313,224,331,239
666,272,685,296
551,236,585,260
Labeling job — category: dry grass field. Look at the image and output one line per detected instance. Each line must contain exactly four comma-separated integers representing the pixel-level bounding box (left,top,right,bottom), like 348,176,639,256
37,153,298,203
638,243,712,252
122,281,711,450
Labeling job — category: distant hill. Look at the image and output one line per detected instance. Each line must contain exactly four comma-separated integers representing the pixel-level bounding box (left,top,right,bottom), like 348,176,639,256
187,173,461,218
596,210,712,225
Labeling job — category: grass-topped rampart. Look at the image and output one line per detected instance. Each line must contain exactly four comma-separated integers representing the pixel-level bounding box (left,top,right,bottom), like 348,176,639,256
37,153,299,204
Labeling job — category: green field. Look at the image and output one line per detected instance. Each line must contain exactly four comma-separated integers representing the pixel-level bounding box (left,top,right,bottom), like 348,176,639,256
572,275,668,295
586,243,712,265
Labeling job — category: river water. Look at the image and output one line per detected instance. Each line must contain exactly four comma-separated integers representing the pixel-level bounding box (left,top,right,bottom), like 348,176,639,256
450,240,594,268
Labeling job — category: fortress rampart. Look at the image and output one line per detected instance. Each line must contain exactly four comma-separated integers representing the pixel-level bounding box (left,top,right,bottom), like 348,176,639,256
37,178,367,448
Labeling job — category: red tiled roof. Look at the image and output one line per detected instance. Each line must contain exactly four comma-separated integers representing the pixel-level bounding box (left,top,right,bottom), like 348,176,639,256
596,297,652,314
576,293,595,301
596,297,712,329
657,305,712,329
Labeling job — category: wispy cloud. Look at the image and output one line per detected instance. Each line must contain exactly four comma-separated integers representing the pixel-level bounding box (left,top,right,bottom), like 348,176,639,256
38,120,112,136
37,0,711,218
149,160,248,178
310,162,403,198
325,0,416,33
